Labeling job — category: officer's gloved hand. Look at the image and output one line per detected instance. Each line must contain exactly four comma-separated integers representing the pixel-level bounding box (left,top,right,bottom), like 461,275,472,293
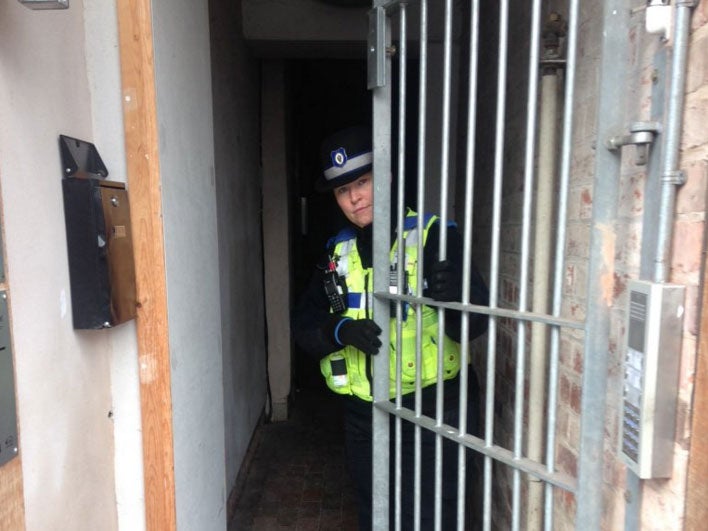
429,260,462,302
336,318,382,355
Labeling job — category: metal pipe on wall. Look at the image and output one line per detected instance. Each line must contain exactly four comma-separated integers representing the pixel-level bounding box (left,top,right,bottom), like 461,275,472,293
545,1,579,528
527,63,559,531
653,1,694,284
514,0,543,528
527,13,566,531
624,2,696,530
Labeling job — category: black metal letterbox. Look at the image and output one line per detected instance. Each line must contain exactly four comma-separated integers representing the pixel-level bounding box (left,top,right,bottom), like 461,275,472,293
60,135,137,329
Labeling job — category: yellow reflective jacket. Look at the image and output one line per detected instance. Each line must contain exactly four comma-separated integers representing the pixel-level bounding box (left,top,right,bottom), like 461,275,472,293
319,211,461,401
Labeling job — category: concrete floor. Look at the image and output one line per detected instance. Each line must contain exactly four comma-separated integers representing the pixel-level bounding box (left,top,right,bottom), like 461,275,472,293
228,385,359,530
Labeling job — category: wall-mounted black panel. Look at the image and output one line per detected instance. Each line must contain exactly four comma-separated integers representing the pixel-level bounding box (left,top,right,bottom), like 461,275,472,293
60,135,137,330
62,178,112,329
62,178,137,329
59,134,108,180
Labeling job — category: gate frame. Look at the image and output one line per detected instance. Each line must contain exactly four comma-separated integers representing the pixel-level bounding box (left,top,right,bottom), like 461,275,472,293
368,0,621,529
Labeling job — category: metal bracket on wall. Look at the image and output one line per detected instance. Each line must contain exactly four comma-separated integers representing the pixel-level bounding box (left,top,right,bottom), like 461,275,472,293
662,169,687,185
606,121,662,166
367,6,387,89
18,0,68,9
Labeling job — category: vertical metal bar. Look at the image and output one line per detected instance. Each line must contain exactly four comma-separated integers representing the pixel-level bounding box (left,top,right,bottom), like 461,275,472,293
544,2,579,529
575,1,630,527
437,3,453,251
457,0,480,529
414,1,429,528
434,1,454,529
393,5,409,531
483,1,508,529
512,1,542,529
372,3,393,530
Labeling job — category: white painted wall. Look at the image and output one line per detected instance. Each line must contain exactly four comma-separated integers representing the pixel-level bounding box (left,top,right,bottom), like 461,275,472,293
0,1,121,529
150,0,228,529
0,1,286,530
209,0,268,501
83,3,146,530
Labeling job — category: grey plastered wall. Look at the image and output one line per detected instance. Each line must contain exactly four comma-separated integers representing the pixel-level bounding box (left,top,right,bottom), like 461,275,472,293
151,0,229,528
262,61,292,422
84,2,146,529
209,0,268,502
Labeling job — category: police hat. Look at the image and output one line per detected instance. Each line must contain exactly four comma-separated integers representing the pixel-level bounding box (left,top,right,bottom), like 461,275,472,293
316,125,373,192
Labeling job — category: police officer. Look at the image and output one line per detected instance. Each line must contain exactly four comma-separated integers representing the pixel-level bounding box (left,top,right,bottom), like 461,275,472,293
292,125,488,530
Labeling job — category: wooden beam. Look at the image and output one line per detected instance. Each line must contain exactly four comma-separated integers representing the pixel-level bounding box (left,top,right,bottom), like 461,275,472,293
686,257,708,530
116,2,175,530
0,457,25,531
0,199,25,530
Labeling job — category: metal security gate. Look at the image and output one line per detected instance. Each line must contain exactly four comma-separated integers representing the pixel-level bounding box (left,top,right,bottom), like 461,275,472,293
367,0,612,529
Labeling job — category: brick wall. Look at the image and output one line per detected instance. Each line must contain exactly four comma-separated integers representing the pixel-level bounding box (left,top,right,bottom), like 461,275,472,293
639,3,708,529
555,2,708,530
465,1,707,529
469,1,533,527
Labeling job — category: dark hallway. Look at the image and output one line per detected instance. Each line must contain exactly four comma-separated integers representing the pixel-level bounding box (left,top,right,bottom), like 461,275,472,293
228,386,359,530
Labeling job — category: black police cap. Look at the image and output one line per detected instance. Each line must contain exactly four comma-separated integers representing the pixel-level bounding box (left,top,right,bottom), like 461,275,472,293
316,125,372,192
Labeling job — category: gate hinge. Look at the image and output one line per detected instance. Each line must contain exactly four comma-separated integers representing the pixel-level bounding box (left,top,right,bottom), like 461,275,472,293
606,121,662,166
368,6,387,89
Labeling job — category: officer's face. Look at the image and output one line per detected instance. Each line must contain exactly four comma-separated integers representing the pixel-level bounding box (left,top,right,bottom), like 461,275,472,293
333,172,373,228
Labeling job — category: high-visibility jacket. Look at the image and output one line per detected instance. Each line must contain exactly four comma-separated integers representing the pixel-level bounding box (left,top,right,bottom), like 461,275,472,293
320,211,461,401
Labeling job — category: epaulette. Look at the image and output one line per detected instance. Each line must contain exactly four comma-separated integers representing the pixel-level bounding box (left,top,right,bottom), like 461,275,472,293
326,226,357,250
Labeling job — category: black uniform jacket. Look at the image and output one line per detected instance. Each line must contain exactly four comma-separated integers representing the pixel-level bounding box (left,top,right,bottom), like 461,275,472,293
292,219,489,362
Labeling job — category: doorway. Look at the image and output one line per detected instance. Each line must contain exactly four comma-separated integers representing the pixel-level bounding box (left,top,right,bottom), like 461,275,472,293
289,58,372,391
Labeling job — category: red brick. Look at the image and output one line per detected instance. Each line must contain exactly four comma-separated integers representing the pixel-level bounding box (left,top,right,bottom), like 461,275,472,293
572,340,584,374
556,407,569,442
687,29,708,92
569,381,582,414
676,160,708,214
560,372,571,404
682,90,708,150
556,445,578,476
559,338,573,368
691,3,708,31
683,284,700,337
613,272,629,299
671,219,705,274
567,413,581,448
566,223,591,259
568,185,594,221
618,172,646,219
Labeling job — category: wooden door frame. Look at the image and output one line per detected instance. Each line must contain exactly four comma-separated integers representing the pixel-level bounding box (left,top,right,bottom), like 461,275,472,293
686,252,708,529
116,2,176,529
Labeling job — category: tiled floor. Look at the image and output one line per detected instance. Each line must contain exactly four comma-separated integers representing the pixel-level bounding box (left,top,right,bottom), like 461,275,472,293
228,385,359,531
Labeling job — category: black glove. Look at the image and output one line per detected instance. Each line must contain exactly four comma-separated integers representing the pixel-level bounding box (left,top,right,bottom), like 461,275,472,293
335,318,383,355
428,260,462,302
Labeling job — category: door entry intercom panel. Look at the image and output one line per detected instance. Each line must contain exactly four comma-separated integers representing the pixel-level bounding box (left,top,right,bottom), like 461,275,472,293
0,292,19,467
620,279,684,478
60,135,137,329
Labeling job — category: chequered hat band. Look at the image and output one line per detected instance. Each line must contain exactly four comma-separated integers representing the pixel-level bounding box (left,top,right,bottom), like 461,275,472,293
323,151,373,182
